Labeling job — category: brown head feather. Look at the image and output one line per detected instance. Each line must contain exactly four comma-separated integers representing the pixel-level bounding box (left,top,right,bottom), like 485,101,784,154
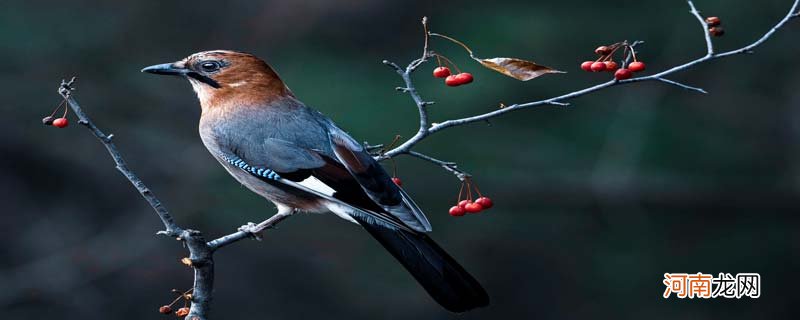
181,50,293,112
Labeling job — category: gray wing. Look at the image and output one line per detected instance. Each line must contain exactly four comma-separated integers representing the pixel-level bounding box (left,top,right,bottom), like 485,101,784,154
214,101,432,232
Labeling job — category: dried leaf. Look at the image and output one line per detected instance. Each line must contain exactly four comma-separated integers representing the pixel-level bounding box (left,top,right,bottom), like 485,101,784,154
475,57,564,81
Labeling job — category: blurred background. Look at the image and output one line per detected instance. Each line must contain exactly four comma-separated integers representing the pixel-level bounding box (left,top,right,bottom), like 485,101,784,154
2,0,799,319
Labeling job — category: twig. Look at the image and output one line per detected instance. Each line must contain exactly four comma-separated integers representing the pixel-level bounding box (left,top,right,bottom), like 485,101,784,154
58,78,181,235
688,1,714,56
406,151,471,180
653,77,708,94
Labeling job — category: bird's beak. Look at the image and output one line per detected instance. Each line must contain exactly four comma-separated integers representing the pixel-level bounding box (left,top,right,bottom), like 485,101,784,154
141,61,221,88
141,62,188,76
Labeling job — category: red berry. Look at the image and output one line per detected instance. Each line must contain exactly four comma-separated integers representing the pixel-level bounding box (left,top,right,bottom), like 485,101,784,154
709,27,725,37
475,197,493,209
52,117,69,128
445,75,460,86
433,67,451,78
628,61,646,72
458,200,471,208
580,61,594,72
159,306,172,314
614,68,633,80
455,72,473,85
449,206,466,217
175,307,190,317
595,46,611,55
590,61,606,72
464,202,484,213
603,61,618,72
391,177,402,186
705,16,721,27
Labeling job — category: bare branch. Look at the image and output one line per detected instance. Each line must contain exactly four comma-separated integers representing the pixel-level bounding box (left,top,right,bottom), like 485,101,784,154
207,210,293,250
56,80,293,320
406,151,471,180
713,0,799,58
688,0,714,56
58,78,181,236
378,0,798,175
653,77,708,94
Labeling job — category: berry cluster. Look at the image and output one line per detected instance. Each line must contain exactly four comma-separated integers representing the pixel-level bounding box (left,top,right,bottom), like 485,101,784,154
432,55,473,87
580,42,646,81
448,178,493,216
158,289,193,318
42,99,70,128
706,16,725,37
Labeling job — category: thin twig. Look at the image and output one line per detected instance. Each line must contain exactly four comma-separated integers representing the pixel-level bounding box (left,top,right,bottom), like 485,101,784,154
58,78,181,235
406,151,471,180
653,77,708,94
688,0,714,56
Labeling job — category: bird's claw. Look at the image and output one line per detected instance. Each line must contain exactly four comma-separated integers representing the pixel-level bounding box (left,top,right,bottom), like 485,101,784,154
238,222,263,241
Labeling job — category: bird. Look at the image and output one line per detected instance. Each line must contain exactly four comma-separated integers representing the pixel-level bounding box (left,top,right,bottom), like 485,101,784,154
142,50,489,312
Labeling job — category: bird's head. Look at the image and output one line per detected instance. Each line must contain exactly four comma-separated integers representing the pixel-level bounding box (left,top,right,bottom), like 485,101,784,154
142,50,292,109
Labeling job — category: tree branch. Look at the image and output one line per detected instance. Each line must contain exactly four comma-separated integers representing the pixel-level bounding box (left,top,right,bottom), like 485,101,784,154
56,79,289,320
376,0,799,178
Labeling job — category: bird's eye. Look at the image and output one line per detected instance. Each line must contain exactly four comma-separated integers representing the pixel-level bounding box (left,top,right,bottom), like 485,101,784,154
199,61,221,72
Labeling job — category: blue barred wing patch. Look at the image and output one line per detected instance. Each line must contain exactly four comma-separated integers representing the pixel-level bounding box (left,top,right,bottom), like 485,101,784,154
220,153,281,180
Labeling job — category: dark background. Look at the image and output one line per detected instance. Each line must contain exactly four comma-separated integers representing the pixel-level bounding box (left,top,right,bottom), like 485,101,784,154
2,0,799,319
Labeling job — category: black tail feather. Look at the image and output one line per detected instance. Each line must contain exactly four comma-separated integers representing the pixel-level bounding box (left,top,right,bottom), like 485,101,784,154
354,216,489,312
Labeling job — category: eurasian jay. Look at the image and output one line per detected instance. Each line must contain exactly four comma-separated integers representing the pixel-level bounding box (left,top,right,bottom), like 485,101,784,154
142,50,489,312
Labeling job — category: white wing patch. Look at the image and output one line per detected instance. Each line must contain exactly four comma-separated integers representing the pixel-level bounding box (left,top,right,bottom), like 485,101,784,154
297,176,336,197
325,202,360,225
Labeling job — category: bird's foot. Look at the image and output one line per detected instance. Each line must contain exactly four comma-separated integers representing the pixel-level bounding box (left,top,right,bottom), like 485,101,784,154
238,222,265,240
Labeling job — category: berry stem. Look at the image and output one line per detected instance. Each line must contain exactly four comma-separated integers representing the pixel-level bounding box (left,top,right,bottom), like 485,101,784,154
61,100,70,118
472,181,484,197
602,42,626,62
457,180,465,202
433,53,461,73
166,288,194,307
48,99,66,117
429,32,475,58
628,44,639,62
390,157,398,177
466,178,473,201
